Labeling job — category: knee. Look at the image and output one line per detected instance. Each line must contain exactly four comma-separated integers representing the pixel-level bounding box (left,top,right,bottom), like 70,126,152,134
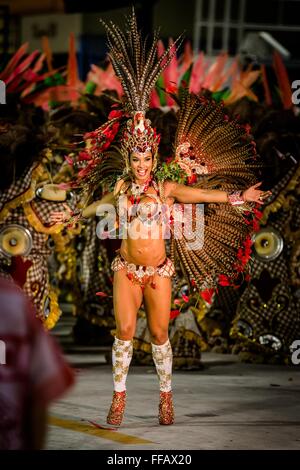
150,329,169,346
116,325,135,341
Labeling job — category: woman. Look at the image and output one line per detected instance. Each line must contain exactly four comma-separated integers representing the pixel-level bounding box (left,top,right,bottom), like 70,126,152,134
53,143,270,429
51,10,271,427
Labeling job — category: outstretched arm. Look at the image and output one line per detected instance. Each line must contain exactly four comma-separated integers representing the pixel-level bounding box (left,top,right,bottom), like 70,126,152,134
82,192,115,218
50,192,115,224
164,181,271,205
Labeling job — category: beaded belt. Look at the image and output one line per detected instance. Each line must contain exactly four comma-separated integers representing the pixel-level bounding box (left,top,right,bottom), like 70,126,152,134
111,253,175,288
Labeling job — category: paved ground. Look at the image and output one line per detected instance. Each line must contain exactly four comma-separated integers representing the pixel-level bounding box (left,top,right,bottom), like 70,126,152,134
47,336,300,450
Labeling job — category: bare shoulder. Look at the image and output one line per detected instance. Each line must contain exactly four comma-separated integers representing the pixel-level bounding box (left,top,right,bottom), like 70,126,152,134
162,180,178,199
113,178,127,196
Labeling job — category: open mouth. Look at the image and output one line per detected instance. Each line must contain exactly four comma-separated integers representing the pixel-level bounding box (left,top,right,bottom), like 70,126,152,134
137,169,147,176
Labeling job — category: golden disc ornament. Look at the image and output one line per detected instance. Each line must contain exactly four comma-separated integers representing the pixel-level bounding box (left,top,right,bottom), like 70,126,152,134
252,227,283,261
0,224,33,257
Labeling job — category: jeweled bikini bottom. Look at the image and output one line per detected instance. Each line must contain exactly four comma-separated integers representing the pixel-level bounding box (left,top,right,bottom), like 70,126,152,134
111,253,175,289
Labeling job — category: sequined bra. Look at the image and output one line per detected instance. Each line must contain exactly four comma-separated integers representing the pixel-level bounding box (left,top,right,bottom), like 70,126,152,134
114,179,166,226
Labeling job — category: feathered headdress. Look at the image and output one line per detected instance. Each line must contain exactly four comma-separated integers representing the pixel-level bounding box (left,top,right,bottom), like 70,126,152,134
99,8,183,173
64,8,183,197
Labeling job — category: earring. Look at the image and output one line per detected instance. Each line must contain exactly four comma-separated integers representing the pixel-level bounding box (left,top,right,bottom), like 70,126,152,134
124,157,130,175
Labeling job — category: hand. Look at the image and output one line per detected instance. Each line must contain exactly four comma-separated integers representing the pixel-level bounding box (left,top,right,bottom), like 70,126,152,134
242,182,272,205
50,203,72,224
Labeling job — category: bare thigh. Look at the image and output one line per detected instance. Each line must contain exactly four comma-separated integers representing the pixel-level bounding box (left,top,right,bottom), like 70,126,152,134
143,276,172,345
113,269,143,340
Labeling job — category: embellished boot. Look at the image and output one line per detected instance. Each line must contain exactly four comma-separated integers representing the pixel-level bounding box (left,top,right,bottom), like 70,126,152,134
106,337,133,426
159,390,174,425
151,339,175,425
107,390,126,426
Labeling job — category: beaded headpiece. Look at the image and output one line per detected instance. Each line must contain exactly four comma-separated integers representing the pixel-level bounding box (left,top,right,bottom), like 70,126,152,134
121,111,161,173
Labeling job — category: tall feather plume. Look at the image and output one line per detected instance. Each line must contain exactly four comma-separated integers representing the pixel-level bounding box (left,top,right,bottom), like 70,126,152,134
100,7,184,113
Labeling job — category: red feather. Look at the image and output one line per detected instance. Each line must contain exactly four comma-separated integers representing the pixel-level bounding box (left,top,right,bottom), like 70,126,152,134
67,32,79,88
5,50,40,86
261,64,272,106
200,288,215,304
41,36,53,72
0,43,29,81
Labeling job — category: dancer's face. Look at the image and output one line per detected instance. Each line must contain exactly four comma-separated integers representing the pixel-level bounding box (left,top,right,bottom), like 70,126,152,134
130,151,153,183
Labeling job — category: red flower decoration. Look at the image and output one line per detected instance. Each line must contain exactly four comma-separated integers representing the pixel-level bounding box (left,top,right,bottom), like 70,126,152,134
166,84,177,94
252,219,260,232
253,208,263,220
170,309,180,320
200,288,215,304
187,174,197,185
84,131,97,139
108,109,124,120
218,274,231,286
78,151,91,161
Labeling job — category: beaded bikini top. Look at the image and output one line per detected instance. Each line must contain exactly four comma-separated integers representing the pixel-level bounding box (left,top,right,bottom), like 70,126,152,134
114,179,166,226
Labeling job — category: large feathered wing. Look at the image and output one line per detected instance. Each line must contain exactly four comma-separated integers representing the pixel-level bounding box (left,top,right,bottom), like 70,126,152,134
170,91,262,291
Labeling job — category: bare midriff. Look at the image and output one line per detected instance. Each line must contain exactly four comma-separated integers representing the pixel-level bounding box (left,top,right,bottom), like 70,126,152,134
118,192,171,267
120,237,167,266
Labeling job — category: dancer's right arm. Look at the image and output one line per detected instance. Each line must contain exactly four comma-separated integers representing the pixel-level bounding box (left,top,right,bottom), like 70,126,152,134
49,192,115,224
81,192,115,218
81,177,127,218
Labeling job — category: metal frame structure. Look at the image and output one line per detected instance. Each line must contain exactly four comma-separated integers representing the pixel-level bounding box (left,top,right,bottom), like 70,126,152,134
0,5,10,55
193,0,300,55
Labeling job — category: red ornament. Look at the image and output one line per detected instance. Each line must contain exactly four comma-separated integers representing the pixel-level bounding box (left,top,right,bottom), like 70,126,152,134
187,174,197,185
170,309,180,320
200,288,215,304
108,109,123,120
96,291,108,297
218,274,231,286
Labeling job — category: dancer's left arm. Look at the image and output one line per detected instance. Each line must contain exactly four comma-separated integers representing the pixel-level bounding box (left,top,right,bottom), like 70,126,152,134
164,181,271,205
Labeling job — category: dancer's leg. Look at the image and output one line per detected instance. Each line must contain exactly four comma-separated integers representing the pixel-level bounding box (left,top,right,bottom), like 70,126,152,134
107,270,143,425
144,277,174,424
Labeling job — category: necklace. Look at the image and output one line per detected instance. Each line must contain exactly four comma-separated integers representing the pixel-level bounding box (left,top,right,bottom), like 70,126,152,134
131,178,152,197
